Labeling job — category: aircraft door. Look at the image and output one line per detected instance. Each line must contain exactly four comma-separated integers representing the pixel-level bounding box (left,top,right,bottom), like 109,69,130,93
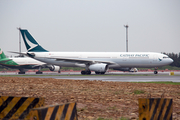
153,55,158,62
150,55,157,66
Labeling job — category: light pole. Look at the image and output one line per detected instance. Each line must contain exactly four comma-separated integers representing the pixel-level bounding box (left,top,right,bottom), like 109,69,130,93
124,24,129,52
17,27,22,56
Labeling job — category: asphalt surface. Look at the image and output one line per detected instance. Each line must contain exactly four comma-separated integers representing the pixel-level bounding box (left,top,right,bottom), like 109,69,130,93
1,71,180,82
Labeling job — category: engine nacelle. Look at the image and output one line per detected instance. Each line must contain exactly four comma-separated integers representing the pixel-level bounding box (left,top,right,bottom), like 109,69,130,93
89,63,108,72
49,65,61,72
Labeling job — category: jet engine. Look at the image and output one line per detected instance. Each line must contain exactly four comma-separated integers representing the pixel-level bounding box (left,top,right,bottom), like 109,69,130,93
49,65,61,72
89,63,108,72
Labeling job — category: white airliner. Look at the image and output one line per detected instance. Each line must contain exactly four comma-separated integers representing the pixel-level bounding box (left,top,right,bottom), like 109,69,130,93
17,29,173,75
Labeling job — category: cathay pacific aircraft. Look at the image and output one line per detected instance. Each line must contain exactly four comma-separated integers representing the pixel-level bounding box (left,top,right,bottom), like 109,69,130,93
0,48,60,74
17,29,173,75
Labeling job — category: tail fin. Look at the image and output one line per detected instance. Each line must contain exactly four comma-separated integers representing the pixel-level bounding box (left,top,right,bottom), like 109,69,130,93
0,48,7,59
19,29,48,52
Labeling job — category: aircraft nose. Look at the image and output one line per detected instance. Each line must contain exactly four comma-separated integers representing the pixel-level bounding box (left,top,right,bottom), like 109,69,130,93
167,58,174,64
170,58,174,63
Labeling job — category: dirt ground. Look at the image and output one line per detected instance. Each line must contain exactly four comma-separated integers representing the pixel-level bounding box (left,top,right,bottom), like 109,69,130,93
0,77,180,120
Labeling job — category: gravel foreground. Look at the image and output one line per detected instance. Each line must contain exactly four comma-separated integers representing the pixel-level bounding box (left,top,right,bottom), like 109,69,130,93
0,77,180,120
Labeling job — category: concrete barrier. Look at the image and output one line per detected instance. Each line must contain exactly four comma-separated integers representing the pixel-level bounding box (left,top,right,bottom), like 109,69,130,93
0,96,44,120
30,102,78,120
139,98,172,120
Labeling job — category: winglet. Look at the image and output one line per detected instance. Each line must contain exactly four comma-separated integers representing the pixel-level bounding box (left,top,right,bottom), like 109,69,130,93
18,28,48,52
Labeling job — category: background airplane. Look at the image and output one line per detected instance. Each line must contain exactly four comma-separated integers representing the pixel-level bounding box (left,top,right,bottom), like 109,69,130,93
17,29,173,75
0,48,60,74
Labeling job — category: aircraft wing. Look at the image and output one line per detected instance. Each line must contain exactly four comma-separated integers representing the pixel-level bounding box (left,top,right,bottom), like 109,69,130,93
9,51,117,65
41,57,117,65
31,63,47,68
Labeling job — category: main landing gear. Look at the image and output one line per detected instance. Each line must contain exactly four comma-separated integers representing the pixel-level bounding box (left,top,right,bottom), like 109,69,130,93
81,64,91,75
18,71,25,74
95,71,105,74
36,71,43,74
154,67,158,74
81,70,91,75
36,67,43,74
18,69,26,74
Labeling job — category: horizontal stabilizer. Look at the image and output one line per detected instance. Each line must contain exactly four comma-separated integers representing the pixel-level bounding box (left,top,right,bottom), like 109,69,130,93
0,59,12,63
8,51,27,56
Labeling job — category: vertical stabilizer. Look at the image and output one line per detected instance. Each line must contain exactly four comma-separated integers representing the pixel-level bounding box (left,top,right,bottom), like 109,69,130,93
0,48,7,59
19,29,48,52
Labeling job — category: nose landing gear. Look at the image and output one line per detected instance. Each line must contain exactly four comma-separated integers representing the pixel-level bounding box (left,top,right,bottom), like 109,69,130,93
154,71,158,74
154,67,158,74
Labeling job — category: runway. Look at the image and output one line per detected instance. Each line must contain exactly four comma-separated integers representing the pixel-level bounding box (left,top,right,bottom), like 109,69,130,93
1,71,180,82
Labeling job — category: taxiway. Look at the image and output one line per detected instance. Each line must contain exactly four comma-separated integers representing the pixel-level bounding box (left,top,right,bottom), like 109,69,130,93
1,71,180,82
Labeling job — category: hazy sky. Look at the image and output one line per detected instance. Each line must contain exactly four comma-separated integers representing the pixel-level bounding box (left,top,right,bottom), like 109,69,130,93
1,0,180,56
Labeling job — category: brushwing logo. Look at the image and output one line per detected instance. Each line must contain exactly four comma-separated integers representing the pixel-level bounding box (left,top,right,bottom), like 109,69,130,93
158,58,162,61
24,32,38,51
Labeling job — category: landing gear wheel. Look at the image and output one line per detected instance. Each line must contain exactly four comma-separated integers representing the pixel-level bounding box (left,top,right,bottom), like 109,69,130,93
36,71,43,74
18,72,25,74
81,71,86,75
58,70,61,73
95,72,105,74
86,71,91,75
154,71,158,74
81,70,91,75
95,72,100,74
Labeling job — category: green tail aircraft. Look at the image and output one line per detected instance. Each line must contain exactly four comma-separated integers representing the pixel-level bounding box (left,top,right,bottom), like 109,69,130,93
0,48,61,74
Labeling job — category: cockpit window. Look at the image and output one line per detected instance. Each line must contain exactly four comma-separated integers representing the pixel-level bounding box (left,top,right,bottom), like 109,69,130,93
163,56,169,58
